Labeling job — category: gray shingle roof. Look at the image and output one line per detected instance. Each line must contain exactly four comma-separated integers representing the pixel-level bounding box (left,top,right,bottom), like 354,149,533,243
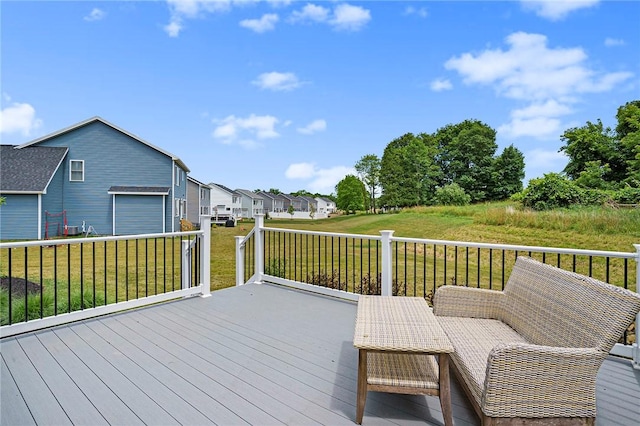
108,186,170,194
1,145,68,193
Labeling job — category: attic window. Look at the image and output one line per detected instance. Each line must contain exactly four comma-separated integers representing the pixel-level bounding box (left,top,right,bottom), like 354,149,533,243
70,160,84,182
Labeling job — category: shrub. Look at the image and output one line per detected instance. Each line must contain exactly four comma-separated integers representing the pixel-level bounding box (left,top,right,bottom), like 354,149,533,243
613,186,640,204
521,173,584,210
434,183,471,206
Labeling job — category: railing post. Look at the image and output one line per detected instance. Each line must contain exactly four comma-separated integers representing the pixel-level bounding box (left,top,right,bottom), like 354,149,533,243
199,215,211,298
254,214,265,283
380,230,394,296
235,236,245,286
633,244,640,369
181,240,190,290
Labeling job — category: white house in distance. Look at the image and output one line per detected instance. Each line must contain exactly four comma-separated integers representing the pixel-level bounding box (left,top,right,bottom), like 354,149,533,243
235,189,264,219
209,183,241,221
316,197,336,215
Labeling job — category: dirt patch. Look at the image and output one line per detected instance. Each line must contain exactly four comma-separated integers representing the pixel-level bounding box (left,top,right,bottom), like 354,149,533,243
0,277,42,296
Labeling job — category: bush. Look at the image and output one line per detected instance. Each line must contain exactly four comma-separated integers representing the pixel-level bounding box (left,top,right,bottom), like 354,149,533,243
521,173,584,210
613,186,640,204
434,183,471,206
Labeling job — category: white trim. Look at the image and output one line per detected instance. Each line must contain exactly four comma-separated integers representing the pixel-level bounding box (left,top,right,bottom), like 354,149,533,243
0,287,203,338
69,159,84,182
107,191,170,196
37,194,42,240
162,195,166,233
262,276,360,302
112,194,116,235
43,147,69,193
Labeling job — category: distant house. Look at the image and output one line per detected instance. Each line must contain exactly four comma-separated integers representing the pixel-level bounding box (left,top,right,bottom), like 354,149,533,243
282,194,303,212
209,183,241,220
257,191,285,213
235,189,264,219
186,176,211,226
0,117,190,239
300,196,318,213
316,197,336,214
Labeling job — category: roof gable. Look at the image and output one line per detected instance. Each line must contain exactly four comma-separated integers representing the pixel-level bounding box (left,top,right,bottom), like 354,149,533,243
16,116,190,172
0,145,68,193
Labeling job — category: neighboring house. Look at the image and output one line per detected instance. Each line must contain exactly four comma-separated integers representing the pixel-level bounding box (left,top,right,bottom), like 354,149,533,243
257,191,285,213
209,183,241,220
282,194,303,212
0,117,190,240
0,145,68,240
301,196,318,214
235,189,264,219
316,197,336,214
186,176,211,226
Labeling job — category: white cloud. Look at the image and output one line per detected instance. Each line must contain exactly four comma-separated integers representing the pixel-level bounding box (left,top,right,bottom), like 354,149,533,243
212,113,279,148
404,6,428,18
252,71,302,91
430,78,452,92
84,8,106,22
266,0,291,7
240,13,279,33
285,162,316,179
289,3,370,31
525,149,567,174
520,0,599,21
297,119,326,135
290,4,330,24
164,0,234,37
498,116,563,139
445,31,633,139
285,163,355,194
604,37,625,47
0,101,42,137
330,4,371,31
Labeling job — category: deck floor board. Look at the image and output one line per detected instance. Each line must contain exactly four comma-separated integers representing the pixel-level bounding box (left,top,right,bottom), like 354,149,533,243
1,283,639,425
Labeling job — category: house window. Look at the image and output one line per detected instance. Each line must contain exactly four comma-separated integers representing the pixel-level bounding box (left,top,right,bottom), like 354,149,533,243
175,199,180,217
70,160,84,182
200,188,205,200
175,166,180,186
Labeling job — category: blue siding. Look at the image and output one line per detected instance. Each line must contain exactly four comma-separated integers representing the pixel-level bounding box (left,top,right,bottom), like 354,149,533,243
41,165,65,239
115,195,165,235
35,121,175,235
173,166,187,231
0,195,39,240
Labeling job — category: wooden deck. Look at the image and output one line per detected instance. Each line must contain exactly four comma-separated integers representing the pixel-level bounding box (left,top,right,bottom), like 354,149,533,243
1,283,638,425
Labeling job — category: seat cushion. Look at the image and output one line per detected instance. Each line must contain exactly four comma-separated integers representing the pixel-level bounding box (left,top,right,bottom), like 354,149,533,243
437,317,528,406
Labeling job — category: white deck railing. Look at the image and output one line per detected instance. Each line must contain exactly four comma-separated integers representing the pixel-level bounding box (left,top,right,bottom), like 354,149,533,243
237,215,640,368
0,216,211,338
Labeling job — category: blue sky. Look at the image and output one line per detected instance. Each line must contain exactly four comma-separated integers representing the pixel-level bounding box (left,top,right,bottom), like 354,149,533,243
2,0,638,195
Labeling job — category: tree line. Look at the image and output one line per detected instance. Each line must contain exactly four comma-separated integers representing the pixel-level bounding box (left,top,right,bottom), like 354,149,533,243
337,119,525,212
336,100,639,212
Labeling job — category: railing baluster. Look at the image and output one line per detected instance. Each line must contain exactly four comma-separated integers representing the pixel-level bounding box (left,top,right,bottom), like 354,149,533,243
54,245,58,314
8,249,12,325
115,240,118,303
489,249,493,290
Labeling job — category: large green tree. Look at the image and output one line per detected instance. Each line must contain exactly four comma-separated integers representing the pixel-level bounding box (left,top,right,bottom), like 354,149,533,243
490,145,525,200
379,133,440,207
616,100,640,185
559,119,624,183
354,154,381,213
335,175,365,214
433,120,498,202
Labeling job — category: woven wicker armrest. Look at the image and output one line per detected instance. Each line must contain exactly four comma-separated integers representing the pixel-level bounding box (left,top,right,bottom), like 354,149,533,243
481,343,607,418
433,286,504,319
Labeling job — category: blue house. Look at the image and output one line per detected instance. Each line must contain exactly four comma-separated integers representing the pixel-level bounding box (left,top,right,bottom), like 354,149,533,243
0,117,190,240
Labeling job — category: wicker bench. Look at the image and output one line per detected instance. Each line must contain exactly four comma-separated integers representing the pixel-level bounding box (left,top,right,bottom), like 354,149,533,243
433,256,640,426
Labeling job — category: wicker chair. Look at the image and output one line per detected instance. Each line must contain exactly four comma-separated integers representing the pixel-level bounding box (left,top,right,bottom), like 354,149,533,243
433,256,640,425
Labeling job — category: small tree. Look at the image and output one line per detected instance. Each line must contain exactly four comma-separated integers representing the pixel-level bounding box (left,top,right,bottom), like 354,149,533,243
287,204,295,218
336,175,365,214
309,204,316,219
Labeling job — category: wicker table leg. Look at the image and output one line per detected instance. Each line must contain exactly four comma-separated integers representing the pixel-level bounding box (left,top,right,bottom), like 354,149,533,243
356,349,368,424
439,353,453,426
